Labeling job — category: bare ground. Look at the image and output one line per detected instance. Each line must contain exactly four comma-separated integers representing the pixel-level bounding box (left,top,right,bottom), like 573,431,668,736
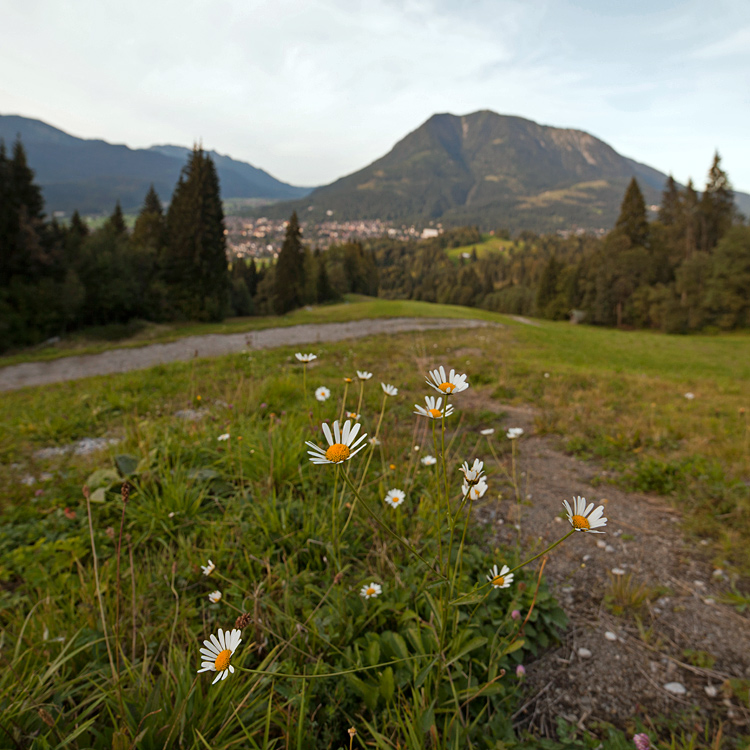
472,402,750,740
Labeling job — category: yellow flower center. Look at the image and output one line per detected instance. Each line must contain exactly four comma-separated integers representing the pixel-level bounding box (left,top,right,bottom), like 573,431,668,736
438,382,456,393
429,408,442,418
325,443,350,463
344,378,352,383
366,587,376,596
492,575,505,587
571,514,590,530
214,649,232,671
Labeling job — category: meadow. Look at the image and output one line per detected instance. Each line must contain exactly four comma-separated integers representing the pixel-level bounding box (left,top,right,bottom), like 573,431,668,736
1,302,749,748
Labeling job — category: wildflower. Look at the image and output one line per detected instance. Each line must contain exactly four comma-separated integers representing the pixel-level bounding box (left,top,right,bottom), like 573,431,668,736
426,366,469,394
633,734,650,750
381,383,398,396
384,489,406,508
197,627,242,685
201,559,216,576
544,372,550,378
562,496,608,533
511,609,521,620
368,436,381,446
196,395,202,401
295,353,317,363
208,590,222,603
611,567,626,575
348,727,357,738
389,463,396,470
516,664,526,677
217,433,230,441
480,428,494,436
315,386,330,402
486,564,514,589
360,582,382,599
421,455,437,466
462,478,488,500
459,459,484,484
343,377,353,383
306,419,368,465
235,612,253,629
357,370,373,380
684,392,695,400
346,411,361,420
506,427,524,439
414,395,454,420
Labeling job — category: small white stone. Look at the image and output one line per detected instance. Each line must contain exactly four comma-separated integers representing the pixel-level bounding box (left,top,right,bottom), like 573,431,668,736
577,647,592,659
713,568,723,577
596,540,607,549
664,682,687,695
703,598,715,605
604,631,617,641
705,685,718,698
583,554,591,561
611,568,626,575
699,539,709,546
554,516,563,523
693,580,705,588
605,544,615,553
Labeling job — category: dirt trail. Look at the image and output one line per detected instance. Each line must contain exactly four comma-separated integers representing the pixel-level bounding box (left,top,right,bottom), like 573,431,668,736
0,317,493,392
472,402,750,739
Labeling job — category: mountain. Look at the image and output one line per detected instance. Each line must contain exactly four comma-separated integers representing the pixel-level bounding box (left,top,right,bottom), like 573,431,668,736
260,110,750,232
0,115,312,215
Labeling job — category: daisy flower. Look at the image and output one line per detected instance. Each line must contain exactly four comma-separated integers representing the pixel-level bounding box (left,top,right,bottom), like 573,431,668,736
462,478,488,500
201,559,216,576
197,627,242,685
368,436,381,446
684,392,695,400
421,455,437,466
381,383,398,396
208,590,222,603
346,411,361,420
460,459,484,484
506,428,524,439
384,488,406,508
295,353,317,363
486,564,514,589
315,386,330,402
306,419,368,465
426,366,469,395
562,496,608,533
480,428,494,436
414,395,454,420
357,371,373,380
360,582,382,599
217,433,230,442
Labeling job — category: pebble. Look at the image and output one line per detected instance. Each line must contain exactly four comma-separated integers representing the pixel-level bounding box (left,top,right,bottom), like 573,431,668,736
705,685,718,698
604,631,617,641
554,516,563,523
583,554,591,561
693,580,705,588
597,540,607,549
605,544,615,553
611,568,626,575
713,568,724,578
577,647,592,659
664,682,687,695
703,598,715,605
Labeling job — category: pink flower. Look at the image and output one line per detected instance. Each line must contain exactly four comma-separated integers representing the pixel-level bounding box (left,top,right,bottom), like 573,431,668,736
516,664,526,678
511,609,521,620
633,734,650,750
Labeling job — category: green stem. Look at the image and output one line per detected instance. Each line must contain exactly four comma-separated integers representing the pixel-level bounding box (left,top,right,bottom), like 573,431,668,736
239,653,434,679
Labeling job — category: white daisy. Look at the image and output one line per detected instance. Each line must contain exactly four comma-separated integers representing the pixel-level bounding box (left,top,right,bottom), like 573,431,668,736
414,395,454,420
315,386,330,402
384,488,406,508
426,366,469,395
360,582,382,599
684,392,695,400
201,559,216,576
460,459,484,484
295,353,317,363
305,419,368,465
357,371,373,380
480,428,495,436
506,428,524,439
462,478,488,500
486,564,514,589
217,433,230,442
562,496,608,533
208,590,222,603
368,436,381,446
421,455,437,466
381,383,398,396
197,627,242,685
346,411,361,420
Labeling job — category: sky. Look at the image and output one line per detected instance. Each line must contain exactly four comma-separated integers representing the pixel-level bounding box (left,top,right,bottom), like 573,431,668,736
1,0,749,191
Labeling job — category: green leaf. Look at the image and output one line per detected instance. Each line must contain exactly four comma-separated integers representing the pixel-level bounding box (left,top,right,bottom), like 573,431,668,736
380,631,409,661
501,638,525,656
85,468,120,490
366,639,380,667
114,454,139,477
449,588,487,606
414,657,438,688
379,667,395,702
90,487,107,503
446,635,487,667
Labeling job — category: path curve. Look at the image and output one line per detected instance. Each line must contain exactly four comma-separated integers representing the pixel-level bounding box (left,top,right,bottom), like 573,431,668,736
0,317,494,392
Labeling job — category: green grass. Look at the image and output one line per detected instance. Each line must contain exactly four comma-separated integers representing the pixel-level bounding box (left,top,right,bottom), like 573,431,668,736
0,296,508,367
444,235,516,260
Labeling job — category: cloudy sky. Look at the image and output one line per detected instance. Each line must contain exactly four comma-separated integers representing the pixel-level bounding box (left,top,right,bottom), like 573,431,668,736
1,0,749,190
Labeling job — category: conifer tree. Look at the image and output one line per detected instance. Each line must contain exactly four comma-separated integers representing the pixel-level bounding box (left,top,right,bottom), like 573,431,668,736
107,201,128,235
132,185,165,250
700,151,734,253
314,248,337,303
614,178,649,247
164,147,229,320
273,212,305,314
682,179,700,257
658,175,681,226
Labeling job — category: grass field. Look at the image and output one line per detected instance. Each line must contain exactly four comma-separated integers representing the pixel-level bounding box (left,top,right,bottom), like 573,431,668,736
444,236,516,261
1,302,749,747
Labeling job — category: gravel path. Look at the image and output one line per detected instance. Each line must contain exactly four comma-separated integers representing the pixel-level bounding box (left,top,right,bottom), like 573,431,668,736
0,317,493,391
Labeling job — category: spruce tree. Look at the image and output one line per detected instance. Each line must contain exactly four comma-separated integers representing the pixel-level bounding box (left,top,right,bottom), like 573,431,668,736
273,212,305,314
682,179,700,257
658,175,681,226
107,201,128,235
314,248,337,303
164,147,229,320
700,152,734,253
614,178,649,247
132,185,165,250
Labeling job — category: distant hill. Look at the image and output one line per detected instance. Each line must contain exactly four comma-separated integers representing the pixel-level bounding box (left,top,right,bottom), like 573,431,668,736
260,110,750,232
0,115,313,215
